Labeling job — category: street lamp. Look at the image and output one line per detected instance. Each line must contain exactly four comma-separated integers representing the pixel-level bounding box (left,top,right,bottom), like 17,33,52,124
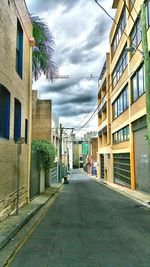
125,46,144,56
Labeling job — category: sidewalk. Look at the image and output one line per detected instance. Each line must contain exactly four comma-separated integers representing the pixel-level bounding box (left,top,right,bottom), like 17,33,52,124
90,175,150,208
0,183,63,251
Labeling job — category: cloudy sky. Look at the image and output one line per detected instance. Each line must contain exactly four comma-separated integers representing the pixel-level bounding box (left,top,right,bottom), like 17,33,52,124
26,0,115,136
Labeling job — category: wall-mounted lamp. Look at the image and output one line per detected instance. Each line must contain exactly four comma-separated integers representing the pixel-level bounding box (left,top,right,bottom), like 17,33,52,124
125,46,144,56
29,37,36,47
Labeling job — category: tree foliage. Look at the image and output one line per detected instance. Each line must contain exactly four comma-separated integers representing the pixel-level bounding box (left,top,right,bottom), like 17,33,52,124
32,139,56,171
31,15,58,81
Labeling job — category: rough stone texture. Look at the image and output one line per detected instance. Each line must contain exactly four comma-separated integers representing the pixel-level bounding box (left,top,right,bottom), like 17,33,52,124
0,0,32,221
0,187,28,221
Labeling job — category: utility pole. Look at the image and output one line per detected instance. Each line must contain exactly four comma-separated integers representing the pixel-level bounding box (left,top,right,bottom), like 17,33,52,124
59,126,74,160
16,140,21,215
59,123,63,182
59,123,63,161
59,124,74,181
141,3,150,148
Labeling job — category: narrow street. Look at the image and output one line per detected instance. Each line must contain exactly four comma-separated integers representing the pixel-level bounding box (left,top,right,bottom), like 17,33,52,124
8,170,150,267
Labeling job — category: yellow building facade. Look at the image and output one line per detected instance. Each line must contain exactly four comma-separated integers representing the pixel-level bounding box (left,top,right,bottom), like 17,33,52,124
98,0,150,192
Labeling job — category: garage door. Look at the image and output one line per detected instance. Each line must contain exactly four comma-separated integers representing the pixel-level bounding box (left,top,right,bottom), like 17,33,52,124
114,153,131,187
134,127,150,193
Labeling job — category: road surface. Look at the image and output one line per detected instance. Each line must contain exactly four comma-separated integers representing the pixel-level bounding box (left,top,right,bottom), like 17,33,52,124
8,170,150,267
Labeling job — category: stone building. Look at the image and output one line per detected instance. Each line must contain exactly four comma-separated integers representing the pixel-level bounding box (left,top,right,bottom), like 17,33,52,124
32,90,52,141
52,113,60,161
0,0,32,220
97,0,150,193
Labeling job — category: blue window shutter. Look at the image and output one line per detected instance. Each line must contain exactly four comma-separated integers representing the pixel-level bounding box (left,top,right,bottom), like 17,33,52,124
0,84,10,139
16,19,23,78
14,98,21,141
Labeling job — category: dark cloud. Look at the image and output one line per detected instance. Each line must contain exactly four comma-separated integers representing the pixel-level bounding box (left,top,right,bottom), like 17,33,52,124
27,0,114,131
85,18,110,50
68,47,98,65
38,79,77,93
54,103,93,117
56,17,110,66
69,48,83,65
56,93,94,105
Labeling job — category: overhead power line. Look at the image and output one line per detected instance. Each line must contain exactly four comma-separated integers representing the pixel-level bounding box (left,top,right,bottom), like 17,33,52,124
123,0,142,34
74,1,144,134
93,0,142,55
53,74,98,80
73,98,98,129
75,57,144,134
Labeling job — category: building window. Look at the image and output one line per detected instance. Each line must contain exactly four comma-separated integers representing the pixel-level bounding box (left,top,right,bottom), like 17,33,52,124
113,126,129,144
112,45,128,87
131,65,145,103
130,17,142,50
0,84,10,139
113,85,129,119
25,119,28,144
112,7,126,56
130,0,135,9
14,98,21,141
146,0,150,28
16,19,23,78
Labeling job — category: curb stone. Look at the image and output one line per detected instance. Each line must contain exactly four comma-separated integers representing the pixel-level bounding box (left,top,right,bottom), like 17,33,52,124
0,183,63,251
91,177,150,208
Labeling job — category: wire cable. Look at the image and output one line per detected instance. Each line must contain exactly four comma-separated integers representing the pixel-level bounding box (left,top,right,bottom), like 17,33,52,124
93,0,142,55
75,57,144,134
73,97,98,129
123,0,142,34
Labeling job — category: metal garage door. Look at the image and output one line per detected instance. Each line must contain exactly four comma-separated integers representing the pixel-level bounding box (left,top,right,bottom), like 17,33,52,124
134,127,150,193
114,153,131,187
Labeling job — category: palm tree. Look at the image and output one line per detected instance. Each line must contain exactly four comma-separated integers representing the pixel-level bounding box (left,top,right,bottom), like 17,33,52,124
31,15,58,82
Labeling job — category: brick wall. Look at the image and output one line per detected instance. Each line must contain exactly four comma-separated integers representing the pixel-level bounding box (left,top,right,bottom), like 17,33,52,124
0,0,32,221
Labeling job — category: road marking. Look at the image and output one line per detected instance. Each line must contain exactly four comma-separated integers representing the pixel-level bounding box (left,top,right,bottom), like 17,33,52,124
4,186,64,267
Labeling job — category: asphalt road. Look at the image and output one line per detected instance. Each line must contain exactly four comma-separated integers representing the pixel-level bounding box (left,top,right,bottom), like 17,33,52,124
8,170,150,267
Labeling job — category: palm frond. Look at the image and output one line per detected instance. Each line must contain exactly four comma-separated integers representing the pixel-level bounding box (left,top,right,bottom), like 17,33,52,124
31,15,58,81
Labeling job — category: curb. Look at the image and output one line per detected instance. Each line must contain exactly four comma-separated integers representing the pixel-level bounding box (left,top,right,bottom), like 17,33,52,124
91,177,150,208
0,183,63,251
0,203,43,251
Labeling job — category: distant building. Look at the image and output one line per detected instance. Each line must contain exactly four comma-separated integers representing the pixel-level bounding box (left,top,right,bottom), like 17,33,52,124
32,90,52,141
52,113,60,160
89,137,98,164
0,0,32,221
84,131,98,141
